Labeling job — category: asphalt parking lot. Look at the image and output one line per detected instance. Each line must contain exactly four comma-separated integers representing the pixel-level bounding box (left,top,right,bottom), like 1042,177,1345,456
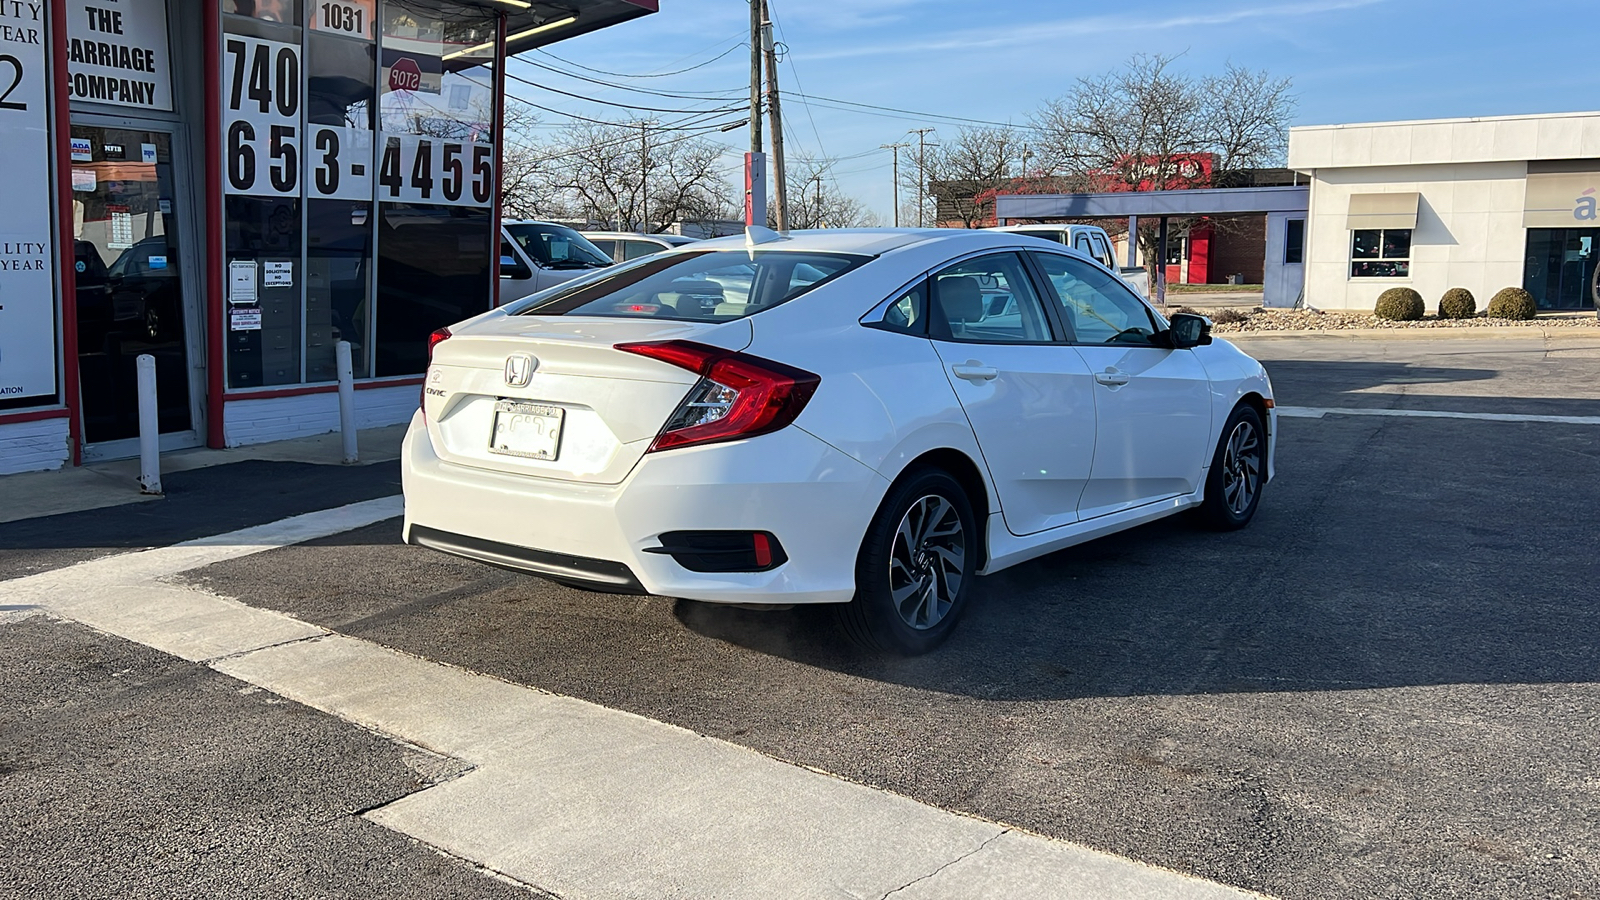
5,333,1599,899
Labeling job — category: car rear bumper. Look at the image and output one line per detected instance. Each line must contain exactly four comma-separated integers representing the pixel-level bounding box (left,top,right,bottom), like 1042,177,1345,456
401,412,887,604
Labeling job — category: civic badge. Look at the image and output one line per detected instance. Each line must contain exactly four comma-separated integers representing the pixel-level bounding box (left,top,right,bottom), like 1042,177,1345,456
504,354,536,387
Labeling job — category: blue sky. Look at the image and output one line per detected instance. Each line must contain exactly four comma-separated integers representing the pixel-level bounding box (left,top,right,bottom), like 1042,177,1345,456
515,0,1600,222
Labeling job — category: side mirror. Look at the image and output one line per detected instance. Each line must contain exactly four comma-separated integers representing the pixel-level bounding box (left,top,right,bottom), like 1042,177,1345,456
1164,312,1212,349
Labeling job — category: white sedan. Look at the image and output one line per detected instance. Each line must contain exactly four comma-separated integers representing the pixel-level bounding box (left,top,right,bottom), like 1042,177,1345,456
404,228,1276,654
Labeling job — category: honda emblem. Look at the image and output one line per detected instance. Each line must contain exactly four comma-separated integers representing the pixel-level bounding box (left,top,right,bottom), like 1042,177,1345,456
504,354,536,387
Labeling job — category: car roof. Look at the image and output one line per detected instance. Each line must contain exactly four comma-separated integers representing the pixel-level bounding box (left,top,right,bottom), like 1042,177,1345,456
581,231,697,243
685,228,1050,257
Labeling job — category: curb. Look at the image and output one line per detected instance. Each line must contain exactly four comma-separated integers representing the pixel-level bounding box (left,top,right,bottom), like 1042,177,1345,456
1220,325,1600,341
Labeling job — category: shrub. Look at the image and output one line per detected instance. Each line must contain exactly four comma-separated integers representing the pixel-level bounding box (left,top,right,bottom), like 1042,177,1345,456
1211,308,1248,325
1437,288,1477,319
1171,306,1201,317
1487,287,1537,320
1374,287,1425,321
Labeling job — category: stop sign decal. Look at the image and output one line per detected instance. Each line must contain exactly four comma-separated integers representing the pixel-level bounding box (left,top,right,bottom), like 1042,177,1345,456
389,57,422,92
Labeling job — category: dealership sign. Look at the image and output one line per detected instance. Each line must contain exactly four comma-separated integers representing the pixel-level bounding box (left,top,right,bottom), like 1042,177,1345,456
1523,171,1600,228
0,0,59,405
67,0,173,111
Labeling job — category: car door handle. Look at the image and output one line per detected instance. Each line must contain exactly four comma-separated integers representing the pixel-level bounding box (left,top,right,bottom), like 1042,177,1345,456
951,361,998,382
1094,368,1131,386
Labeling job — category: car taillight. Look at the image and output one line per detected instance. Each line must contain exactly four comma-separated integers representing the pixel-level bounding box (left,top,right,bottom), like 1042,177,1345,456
428,327,452,362
614,340,820,452
421,327,452,420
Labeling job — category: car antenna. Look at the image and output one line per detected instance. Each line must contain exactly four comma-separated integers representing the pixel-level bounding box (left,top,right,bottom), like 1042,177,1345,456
746,225,788,247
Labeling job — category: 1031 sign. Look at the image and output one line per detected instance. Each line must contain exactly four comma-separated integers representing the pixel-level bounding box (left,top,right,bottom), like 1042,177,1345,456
312,0,373,39
378,134,493,207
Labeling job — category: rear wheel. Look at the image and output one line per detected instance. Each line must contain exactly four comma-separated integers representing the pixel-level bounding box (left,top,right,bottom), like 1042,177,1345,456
838,468,977,655
1196,404,1266,530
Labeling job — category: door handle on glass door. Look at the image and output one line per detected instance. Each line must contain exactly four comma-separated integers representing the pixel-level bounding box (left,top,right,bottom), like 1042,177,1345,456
1095,368,1131,386
951,361,998,382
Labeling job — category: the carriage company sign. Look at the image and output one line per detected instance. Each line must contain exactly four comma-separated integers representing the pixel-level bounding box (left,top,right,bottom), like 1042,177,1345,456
67,0,172,111
0,0,59,405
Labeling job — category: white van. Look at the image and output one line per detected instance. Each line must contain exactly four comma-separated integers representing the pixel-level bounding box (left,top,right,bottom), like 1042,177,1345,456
499,220,614,304
987,224,1150,298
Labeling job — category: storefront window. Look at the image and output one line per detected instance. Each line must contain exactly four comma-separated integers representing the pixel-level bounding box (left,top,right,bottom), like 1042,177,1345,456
373,1,497,375
220,0,497,388
1350,228,1411,278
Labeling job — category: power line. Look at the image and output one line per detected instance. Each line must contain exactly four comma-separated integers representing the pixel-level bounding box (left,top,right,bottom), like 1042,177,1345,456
533,40,746,80
779,91,1027,130
510,56,744,103
504,70,745,116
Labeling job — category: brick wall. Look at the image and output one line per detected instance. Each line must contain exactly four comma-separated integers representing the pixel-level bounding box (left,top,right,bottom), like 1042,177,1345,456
1206,216,1268,284
223,384,419,448
0,417,71,475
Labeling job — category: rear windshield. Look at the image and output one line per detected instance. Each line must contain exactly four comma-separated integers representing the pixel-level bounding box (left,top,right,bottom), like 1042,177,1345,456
517,250,870,322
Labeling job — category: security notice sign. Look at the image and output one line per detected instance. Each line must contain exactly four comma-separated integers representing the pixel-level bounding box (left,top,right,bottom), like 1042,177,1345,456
0,0,59,406
67,0,173,111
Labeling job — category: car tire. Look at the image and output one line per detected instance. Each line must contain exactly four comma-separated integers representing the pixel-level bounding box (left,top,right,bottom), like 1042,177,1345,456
1195,403,1266,531
838,467,977,655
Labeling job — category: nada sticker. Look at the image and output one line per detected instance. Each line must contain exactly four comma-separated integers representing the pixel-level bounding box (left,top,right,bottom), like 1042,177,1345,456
70,138,93,161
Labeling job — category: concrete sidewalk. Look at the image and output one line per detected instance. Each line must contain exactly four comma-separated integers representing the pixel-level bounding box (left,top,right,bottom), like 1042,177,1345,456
0,424,409,525
5,498,1271,900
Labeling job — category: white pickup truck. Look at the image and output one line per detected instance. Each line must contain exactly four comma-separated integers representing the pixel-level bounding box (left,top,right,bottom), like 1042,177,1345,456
987,224,1150,299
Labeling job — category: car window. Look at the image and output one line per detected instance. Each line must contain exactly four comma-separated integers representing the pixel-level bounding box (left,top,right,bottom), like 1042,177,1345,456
929,253,1053,344
1089,233,1114,268
1073,233,1093,256
504,223,612,269
499,240,532,280
867,282,927,336
1019,229,1064,244
623,240,664,261
518,250,868,322
1032,252,1159,345
588,238,618,261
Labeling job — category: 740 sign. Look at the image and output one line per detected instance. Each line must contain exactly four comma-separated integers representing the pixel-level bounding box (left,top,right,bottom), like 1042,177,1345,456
222,36,300,198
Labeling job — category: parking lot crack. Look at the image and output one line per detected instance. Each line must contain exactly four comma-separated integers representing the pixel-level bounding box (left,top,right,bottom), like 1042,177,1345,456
202,632,329,665
877,829,1008,899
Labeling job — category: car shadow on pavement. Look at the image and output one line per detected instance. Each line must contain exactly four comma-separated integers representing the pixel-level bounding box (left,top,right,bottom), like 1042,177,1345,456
676,415,1600,702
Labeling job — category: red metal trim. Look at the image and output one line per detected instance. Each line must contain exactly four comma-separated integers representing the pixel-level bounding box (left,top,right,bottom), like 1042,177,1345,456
49,0,80,465
0,408,71,427
490,13,506,305
223,377,424,402
203,0,227,449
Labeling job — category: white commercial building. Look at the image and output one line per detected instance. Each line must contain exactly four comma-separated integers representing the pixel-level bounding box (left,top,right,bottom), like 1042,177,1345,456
1290,111,1600,312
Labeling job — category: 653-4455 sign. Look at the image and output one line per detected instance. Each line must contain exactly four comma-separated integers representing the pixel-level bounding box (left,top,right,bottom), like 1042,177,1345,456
222,34,492,207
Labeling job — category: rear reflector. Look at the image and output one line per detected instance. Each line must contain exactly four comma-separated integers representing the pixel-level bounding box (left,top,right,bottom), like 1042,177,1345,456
615,340,820,452
645,531,788,573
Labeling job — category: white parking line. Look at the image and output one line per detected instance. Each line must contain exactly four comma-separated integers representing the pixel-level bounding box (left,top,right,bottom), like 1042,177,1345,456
1277,405,1600,425
5,500,1269,900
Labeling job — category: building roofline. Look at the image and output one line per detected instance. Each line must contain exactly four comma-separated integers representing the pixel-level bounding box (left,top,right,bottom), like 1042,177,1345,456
1290,110,1600,134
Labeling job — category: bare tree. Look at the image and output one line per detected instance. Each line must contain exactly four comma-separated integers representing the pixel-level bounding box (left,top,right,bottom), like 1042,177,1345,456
1028,53,1295,279
783,160,879,229
541,119,736,232
921,127,1021,228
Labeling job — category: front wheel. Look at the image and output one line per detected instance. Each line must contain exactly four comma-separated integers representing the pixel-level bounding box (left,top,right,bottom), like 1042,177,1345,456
838,468,977,655
1195,404,1266,530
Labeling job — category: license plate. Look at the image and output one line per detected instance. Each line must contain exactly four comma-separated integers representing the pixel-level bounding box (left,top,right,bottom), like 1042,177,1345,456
489,400,564,460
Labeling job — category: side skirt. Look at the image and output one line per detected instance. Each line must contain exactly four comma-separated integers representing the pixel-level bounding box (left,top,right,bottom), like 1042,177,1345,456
978,493,1202,576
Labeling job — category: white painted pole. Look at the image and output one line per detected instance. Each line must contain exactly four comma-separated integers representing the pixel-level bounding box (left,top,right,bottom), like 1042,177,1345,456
336,340,358,464
135,354,162,495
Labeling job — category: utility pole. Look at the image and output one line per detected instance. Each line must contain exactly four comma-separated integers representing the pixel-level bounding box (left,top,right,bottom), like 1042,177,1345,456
744,0,766,226
749,0,762,157
761,0,788,231
879,142,909,227
909,127,935,228
639,121,653,232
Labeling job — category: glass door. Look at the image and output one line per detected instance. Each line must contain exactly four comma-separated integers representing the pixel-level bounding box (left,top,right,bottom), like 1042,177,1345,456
72,125,201,455
1524,228,1600,310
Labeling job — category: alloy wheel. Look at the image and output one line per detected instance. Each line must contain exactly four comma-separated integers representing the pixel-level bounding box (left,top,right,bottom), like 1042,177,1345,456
1221,420,1261,516
888,494,966,630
